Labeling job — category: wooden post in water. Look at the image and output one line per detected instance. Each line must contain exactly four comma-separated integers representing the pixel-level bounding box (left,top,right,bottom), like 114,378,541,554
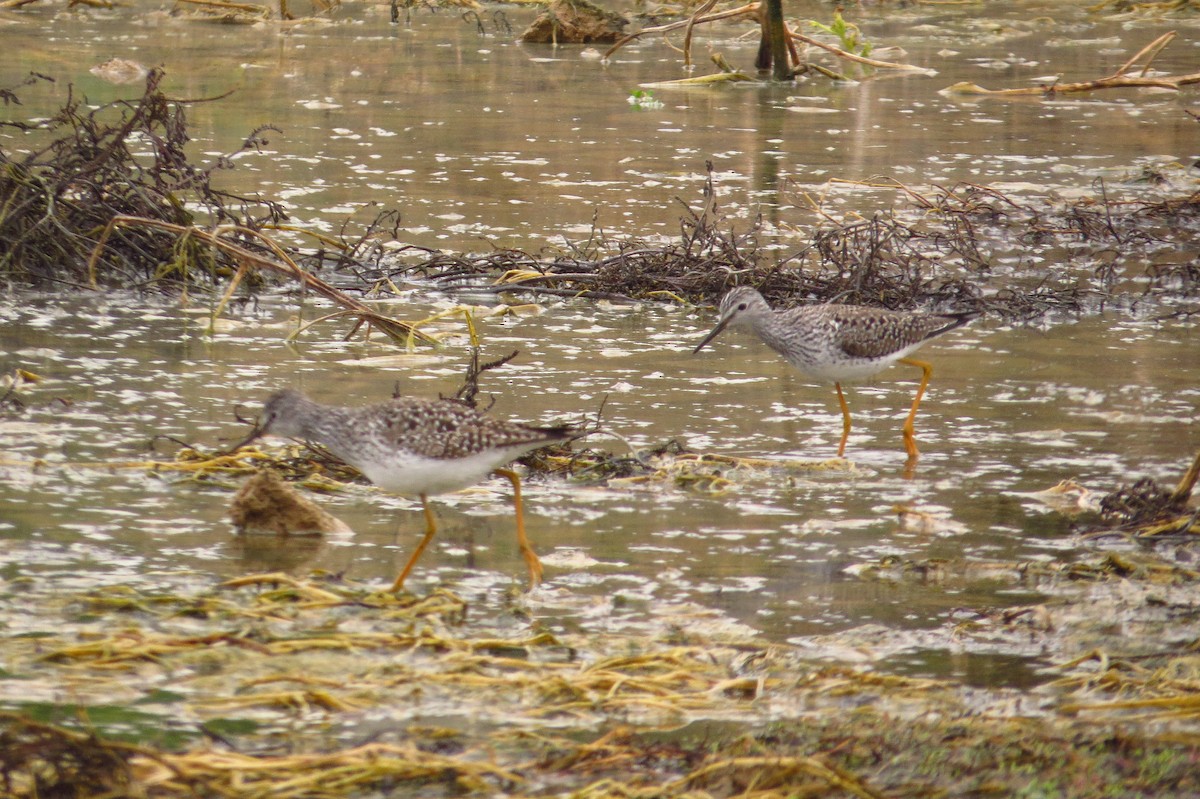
763,0,791,81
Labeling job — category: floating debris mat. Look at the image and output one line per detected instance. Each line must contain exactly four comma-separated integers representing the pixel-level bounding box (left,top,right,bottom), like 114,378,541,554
2,568,1200,797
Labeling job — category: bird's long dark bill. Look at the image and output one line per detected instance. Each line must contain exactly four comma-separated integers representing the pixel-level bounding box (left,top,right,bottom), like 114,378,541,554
228,426,265,453
693,316,733,354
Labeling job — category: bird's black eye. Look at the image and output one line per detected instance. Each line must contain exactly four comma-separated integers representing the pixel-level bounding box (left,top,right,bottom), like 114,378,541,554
737,302,748,310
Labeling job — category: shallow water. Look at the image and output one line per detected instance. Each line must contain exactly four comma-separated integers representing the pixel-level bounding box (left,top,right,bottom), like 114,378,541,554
2,1,1199,688
3,293,1197,666
9,0,1200,251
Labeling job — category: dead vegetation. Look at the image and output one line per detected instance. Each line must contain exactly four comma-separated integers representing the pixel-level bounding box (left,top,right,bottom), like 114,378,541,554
0,0,348,19
1089,0,1200,17
605,0,931,79
1,568,1199,798
4,72,1200,327
1086,449,1200,539
944,31,1200,95
0,713,141,798
377,170,1200,322
0,70,439,345
0,70,286,290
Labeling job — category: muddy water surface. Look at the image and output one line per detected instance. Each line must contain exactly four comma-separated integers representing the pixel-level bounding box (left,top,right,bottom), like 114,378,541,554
2,1,1199,688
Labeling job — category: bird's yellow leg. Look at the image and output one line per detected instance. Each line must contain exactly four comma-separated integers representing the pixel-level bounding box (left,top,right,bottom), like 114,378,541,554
495,467,543,589
897,357,933,460
390,494,437,593
835,382,852,458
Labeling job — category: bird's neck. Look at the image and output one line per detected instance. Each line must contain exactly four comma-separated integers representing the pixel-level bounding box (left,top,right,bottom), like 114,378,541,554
750,312,802,359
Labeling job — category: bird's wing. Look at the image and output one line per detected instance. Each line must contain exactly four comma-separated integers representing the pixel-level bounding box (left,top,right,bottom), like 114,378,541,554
832,310,924,360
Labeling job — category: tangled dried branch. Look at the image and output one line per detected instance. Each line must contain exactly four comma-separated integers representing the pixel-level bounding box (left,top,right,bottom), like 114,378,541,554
0,69,289,289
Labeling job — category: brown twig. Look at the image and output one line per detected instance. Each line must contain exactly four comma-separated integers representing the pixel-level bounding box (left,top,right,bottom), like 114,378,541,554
944,31,1200,95
604,3,760,60
1170,450,1200,506
172,0,270,16
451,348,520,409
790,28,931,72
87,216,436,345
1109,30,1175,79
605,2,929,73
682,0,722,69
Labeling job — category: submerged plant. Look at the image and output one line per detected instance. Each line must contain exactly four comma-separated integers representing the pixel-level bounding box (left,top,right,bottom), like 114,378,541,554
627,88,664,109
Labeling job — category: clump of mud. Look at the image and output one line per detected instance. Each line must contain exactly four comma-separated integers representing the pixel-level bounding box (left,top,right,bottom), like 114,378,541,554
519,0,628,44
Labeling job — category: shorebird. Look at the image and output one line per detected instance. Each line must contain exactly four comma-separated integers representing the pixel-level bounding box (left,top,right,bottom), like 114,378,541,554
693,287,978,460
233,389,571,591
